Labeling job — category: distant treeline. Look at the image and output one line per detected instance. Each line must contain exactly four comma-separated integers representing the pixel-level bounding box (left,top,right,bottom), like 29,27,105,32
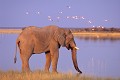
69,27,120,33
0,26,120,32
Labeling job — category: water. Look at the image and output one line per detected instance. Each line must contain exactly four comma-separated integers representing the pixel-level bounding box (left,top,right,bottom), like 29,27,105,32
0,33,120,78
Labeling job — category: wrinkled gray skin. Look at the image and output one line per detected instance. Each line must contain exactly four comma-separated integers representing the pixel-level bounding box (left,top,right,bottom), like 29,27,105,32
14,25,82,73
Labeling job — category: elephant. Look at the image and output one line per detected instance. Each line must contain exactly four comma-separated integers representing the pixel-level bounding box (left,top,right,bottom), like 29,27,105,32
14,25,82,74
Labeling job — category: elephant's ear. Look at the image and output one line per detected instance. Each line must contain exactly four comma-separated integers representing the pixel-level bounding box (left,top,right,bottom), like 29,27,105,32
54,28,66,47
65,29,73,45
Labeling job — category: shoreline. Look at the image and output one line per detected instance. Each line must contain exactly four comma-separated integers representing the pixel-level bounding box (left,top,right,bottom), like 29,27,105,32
0,29,22,34
73,32,120,40
73,32,120,37
0,29,120,39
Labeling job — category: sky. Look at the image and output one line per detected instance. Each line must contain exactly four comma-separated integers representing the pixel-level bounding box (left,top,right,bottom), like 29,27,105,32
0,0,120,28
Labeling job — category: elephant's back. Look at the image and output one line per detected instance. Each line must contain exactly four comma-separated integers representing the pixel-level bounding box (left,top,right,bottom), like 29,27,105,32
17,26,36,43
43,25,59,31
18,25,60,39
21,25,59,34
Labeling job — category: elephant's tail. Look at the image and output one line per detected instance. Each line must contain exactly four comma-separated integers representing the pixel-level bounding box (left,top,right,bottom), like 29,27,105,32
14,39,20,64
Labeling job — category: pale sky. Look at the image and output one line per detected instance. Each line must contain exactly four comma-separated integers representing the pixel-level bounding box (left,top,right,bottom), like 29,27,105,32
0,0,120,28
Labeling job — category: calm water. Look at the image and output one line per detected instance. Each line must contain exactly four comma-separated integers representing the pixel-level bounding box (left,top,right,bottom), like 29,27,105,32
0,34,120,78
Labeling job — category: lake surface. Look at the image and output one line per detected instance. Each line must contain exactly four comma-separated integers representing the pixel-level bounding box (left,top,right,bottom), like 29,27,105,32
0,33,120,78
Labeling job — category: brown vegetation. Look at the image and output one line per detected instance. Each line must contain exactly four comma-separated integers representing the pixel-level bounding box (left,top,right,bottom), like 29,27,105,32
70,27,120,33
1,27,120,34
0,70,118,80
73,32,120,41
0,29,21,34
0,27,120,41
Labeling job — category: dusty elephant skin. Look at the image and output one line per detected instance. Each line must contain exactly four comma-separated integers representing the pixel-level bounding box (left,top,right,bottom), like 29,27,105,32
14,25,82,74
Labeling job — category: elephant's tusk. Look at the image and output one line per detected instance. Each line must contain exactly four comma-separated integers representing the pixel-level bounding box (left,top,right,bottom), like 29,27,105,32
74,47,79,50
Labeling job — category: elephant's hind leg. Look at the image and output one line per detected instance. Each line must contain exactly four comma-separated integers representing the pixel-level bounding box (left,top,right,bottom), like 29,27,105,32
20,51,32,72
44,51,51,72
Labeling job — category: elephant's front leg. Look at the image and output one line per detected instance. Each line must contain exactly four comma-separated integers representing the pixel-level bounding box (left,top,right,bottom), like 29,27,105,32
51,50,59,73
44,51,51,72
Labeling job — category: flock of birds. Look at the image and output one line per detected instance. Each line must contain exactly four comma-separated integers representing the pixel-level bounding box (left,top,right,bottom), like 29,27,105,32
25,5,110,28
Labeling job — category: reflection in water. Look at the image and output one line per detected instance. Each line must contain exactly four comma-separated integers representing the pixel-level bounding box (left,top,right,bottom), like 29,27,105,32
0,33,8,43
74,35,120,41
74,35,120,78
86,57,107,77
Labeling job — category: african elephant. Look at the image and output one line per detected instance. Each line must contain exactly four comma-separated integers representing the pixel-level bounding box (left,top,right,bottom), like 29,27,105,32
14,25,82,73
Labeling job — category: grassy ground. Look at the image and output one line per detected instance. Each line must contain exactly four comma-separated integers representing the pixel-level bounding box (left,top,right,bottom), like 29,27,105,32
0,70,118,80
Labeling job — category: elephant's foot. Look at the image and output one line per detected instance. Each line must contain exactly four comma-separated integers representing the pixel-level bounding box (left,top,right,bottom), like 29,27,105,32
22,67,31,73
52,70,58,74
44,69,50,73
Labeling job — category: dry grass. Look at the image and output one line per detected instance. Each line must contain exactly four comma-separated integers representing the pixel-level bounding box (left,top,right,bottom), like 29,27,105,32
73,32,120,40
0,29,22,34
0,70,118,80
73,32,120,37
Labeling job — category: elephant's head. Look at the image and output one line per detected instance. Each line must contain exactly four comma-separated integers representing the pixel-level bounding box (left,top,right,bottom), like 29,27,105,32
65,29,82,74
55,28,82,73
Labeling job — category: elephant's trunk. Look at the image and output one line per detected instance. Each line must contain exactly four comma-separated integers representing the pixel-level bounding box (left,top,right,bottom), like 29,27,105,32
71,47,82,74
